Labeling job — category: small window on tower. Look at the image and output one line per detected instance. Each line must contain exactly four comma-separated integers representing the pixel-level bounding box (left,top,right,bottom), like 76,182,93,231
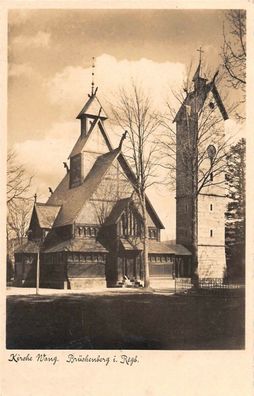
210,204,213,211
210,229,213,237
209,102,215,110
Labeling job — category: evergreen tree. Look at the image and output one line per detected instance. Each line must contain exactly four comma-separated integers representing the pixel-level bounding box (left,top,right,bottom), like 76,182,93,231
225,138,245,281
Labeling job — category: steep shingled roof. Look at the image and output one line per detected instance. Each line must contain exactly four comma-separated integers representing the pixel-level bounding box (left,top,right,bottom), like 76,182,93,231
174,81,228,123
68,119,112,158
43,238,108,253
119,238,189,255
148,240,179,254
35,203,61,229
163,243,191,256
47,148,121,227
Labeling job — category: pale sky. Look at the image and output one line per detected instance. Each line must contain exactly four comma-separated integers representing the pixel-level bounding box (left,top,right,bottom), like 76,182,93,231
8,9,244,240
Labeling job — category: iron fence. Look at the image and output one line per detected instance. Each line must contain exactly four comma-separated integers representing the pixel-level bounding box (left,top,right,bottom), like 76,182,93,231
175,277,244,295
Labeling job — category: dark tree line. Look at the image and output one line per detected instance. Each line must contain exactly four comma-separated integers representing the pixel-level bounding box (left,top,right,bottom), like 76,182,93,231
225,138,245,281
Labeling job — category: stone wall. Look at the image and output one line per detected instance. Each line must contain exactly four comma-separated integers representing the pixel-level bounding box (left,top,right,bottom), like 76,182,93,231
176,196,192,247
197,194,226,246
69,277,106,289
198,245,226,278
197,193,226,278
175,87,227,279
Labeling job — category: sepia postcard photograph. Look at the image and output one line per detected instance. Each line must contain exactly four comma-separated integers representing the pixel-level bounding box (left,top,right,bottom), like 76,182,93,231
1,1,253,396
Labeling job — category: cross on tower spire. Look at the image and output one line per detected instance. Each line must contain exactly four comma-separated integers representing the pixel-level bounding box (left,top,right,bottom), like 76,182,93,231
196,46,204,64
196,47,204,75
91,57,95,96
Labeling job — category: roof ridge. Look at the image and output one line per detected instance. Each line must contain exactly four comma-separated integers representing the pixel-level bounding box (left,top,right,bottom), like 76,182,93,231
36,203,62,208
98,146,120,160
118,197,132,203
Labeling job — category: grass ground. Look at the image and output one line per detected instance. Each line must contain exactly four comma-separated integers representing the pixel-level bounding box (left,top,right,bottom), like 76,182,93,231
6,290,245,350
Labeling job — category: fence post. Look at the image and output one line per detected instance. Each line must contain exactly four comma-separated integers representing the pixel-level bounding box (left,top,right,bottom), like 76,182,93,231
36,250,40,295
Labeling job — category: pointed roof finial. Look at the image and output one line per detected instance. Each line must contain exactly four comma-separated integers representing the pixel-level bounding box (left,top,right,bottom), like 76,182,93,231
34,193,37,203
193,47,205,82
91,57,95,96
196,46,204,74
119,130,128,150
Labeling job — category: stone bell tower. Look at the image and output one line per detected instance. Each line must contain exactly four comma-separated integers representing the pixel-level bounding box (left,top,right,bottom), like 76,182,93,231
174,57,228,279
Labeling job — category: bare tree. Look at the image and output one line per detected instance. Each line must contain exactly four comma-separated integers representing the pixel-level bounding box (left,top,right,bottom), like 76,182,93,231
90,162,133,225
222,10,246,90
7,150,32,206
225,138,245,281
111,82,161,288
7,149,33,242
7,198,33,243
221,10,246,121
159,69,234,284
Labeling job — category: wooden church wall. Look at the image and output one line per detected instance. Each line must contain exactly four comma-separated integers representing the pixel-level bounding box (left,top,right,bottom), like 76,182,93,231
14,253,37,287
40,252,66,289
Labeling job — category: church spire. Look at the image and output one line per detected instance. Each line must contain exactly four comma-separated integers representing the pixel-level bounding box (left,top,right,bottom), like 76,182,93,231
76,58,107,135
192,47,207,92
193,47,204,82
192,61,201,82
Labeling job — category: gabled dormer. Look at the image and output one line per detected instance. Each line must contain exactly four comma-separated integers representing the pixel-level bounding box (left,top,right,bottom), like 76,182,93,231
28,203,61,241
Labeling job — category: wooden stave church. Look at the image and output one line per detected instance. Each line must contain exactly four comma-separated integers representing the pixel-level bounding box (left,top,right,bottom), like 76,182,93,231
14,88,191,290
